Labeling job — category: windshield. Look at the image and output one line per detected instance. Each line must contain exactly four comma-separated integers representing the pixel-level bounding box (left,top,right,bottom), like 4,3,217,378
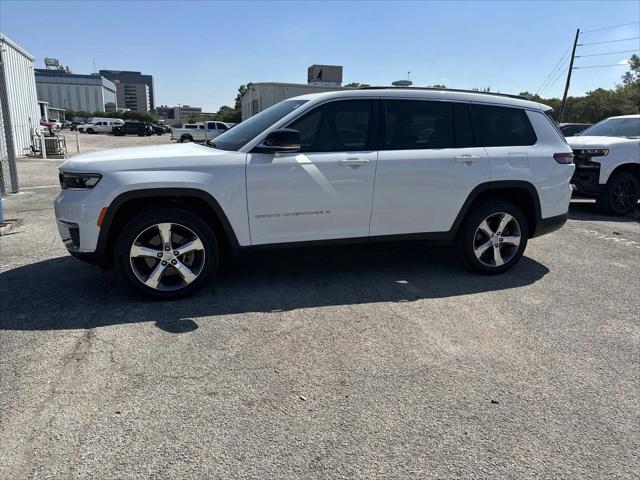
580,117,640,138
208,99,308,151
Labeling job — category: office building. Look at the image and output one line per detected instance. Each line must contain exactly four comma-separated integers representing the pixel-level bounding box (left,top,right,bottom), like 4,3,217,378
35,69,117,112
155,105,202,125
99,70,155,111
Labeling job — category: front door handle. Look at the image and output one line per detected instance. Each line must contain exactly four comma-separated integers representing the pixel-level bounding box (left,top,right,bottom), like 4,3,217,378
340,158,370,166
455,155,481,164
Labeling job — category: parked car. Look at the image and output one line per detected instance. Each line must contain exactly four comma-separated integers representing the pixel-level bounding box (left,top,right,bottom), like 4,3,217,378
112,121,153,136
146,123,166,135
567,114,639,215
54,88,573,299
70,122,82,131
170,121,230,143
40,120,60,131
78,119,124,134
559,123,591,137
62,120,74,129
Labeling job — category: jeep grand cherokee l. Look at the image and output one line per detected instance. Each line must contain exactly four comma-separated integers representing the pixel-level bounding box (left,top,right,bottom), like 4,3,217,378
55,88,574,298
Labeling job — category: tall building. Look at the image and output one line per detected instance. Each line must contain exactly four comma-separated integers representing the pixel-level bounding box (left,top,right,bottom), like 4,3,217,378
99,70,155,111
34,69,117,112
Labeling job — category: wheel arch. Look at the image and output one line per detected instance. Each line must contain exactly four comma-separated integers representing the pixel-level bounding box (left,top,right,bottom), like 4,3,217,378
97,188,240,267
609,162,640,181
452,181,542,239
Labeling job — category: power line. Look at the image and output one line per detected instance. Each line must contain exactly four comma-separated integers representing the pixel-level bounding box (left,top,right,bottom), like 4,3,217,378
536,46,571,94
538,60,570,96
539,64,569,97
576,49,639,57
578,36,640,46
573,63,629,69
581,21,639,34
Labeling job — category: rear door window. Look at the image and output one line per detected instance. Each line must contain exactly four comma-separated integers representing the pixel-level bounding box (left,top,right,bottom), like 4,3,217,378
384,100,455,150
470,104,537,147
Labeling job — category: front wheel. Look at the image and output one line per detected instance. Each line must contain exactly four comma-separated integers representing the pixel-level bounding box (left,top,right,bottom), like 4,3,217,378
115,208,218,299
597,172,639,216
459,201,529,274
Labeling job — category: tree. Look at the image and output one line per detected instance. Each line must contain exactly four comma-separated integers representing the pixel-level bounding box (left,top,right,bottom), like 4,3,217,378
621,54,640,87
345,82,371,88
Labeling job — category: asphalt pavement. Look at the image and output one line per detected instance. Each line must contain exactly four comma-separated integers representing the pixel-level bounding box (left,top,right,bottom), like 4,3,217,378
1,158,638,479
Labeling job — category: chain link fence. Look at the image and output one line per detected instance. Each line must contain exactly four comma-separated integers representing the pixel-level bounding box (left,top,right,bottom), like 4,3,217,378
0,59,19,197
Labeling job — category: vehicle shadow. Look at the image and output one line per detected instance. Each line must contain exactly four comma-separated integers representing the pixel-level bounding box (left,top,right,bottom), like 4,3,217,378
0,244,549,333
568,199,640,223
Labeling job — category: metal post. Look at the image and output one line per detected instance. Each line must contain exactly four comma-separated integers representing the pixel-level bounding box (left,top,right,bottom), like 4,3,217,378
76,130,80,153
559,29,580,123
40,131,46,159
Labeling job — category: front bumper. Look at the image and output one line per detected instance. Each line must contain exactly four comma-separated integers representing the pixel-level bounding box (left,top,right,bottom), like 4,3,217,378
570,154,604,196
54,185,107,256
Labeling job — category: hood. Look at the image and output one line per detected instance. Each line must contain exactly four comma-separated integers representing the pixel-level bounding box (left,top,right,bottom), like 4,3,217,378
59,143,239,173
566,135,638,148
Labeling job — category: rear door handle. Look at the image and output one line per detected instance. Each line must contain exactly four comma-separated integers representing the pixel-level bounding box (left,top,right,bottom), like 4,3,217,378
455,155,481,163
340,158,370,166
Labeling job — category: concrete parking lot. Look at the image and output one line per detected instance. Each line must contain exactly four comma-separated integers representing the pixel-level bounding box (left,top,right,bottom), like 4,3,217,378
0,157,638,479
59,129,172,155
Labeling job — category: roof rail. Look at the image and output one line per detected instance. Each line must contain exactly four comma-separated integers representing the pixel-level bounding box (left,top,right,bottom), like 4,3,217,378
358,86,527,100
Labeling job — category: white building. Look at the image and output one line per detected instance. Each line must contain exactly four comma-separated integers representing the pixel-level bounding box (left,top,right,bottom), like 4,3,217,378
35,69,117,112
0,33,40,161
240,82,353,121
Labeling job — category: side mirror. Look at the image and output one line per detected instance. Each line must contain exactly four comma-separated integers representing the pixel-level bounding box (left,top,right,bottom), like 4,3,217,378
254,128,301,153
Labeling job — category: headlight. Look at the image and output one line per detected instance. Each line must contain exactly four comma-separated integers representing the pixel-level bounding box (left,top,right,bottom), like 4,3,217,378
577,148,609,157
59,172,102,190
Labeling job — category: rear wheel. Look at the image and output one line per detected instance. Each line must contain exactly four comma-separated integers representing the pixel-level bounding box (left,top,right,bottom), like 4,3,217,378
115,208,218,299
180,135,193,143
597,172,639,216
86,128,94,134
459,201,528,274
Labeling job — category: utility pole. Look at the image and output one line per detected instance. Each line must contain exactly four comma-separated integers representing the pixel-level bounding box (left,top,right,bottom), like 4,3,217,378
559,28,580,123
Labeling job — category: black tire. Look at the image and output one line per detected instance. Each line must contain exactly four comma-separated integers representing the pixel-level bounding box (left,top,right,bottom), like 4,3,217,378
86,128,95,134
459,200,529,275
180,135,193,143
137,130,145,137
114,208,219,299
596,172,639,216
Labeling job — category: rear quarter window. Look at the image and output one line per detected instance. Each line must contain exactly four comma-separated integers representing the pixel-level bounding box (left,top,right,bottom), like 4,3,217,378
470,104,537,147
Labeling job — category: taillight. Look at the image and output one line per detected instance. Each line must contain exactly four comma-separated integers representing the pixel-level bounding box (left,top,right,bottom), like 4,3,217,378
553,152,574,164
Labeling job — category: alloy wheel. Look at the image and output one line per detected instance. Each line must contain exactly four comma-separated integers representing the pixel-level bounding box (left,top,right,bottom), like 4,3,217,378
129,223,206,291
612,179,638,212
473,212,522,268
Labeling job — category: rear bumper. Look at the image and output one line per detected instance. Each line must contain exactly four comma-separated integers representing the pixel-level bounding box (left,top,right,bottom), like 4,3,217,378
532,213,567,238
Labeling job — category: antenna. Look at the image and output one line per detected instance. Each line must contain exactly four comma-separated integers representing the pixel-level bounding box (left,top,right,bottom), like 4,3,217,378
408,71,411,81
93,58,96,74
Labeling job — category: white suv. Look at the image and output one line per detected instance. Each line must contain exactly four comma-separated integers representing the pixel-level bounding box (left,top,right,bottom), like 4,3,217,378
567,114,640,215
54,88,574,298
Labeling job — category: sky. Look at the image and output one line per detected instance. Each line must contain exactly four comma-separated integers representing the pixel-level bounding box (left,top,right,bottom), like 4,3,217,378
1,0,639,112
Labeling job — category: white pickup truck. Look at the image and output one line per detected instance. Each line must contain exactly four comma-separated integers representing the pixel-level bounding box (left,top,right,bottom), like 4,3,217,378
170,121,231,143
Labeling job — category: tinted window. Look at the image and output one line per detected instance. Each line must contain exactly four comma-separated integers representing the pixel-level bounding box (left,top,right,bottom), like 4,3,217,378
453,103,475,148
385,100,454,150
287,100,376,152
470,105,537,147
217,123,228,130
